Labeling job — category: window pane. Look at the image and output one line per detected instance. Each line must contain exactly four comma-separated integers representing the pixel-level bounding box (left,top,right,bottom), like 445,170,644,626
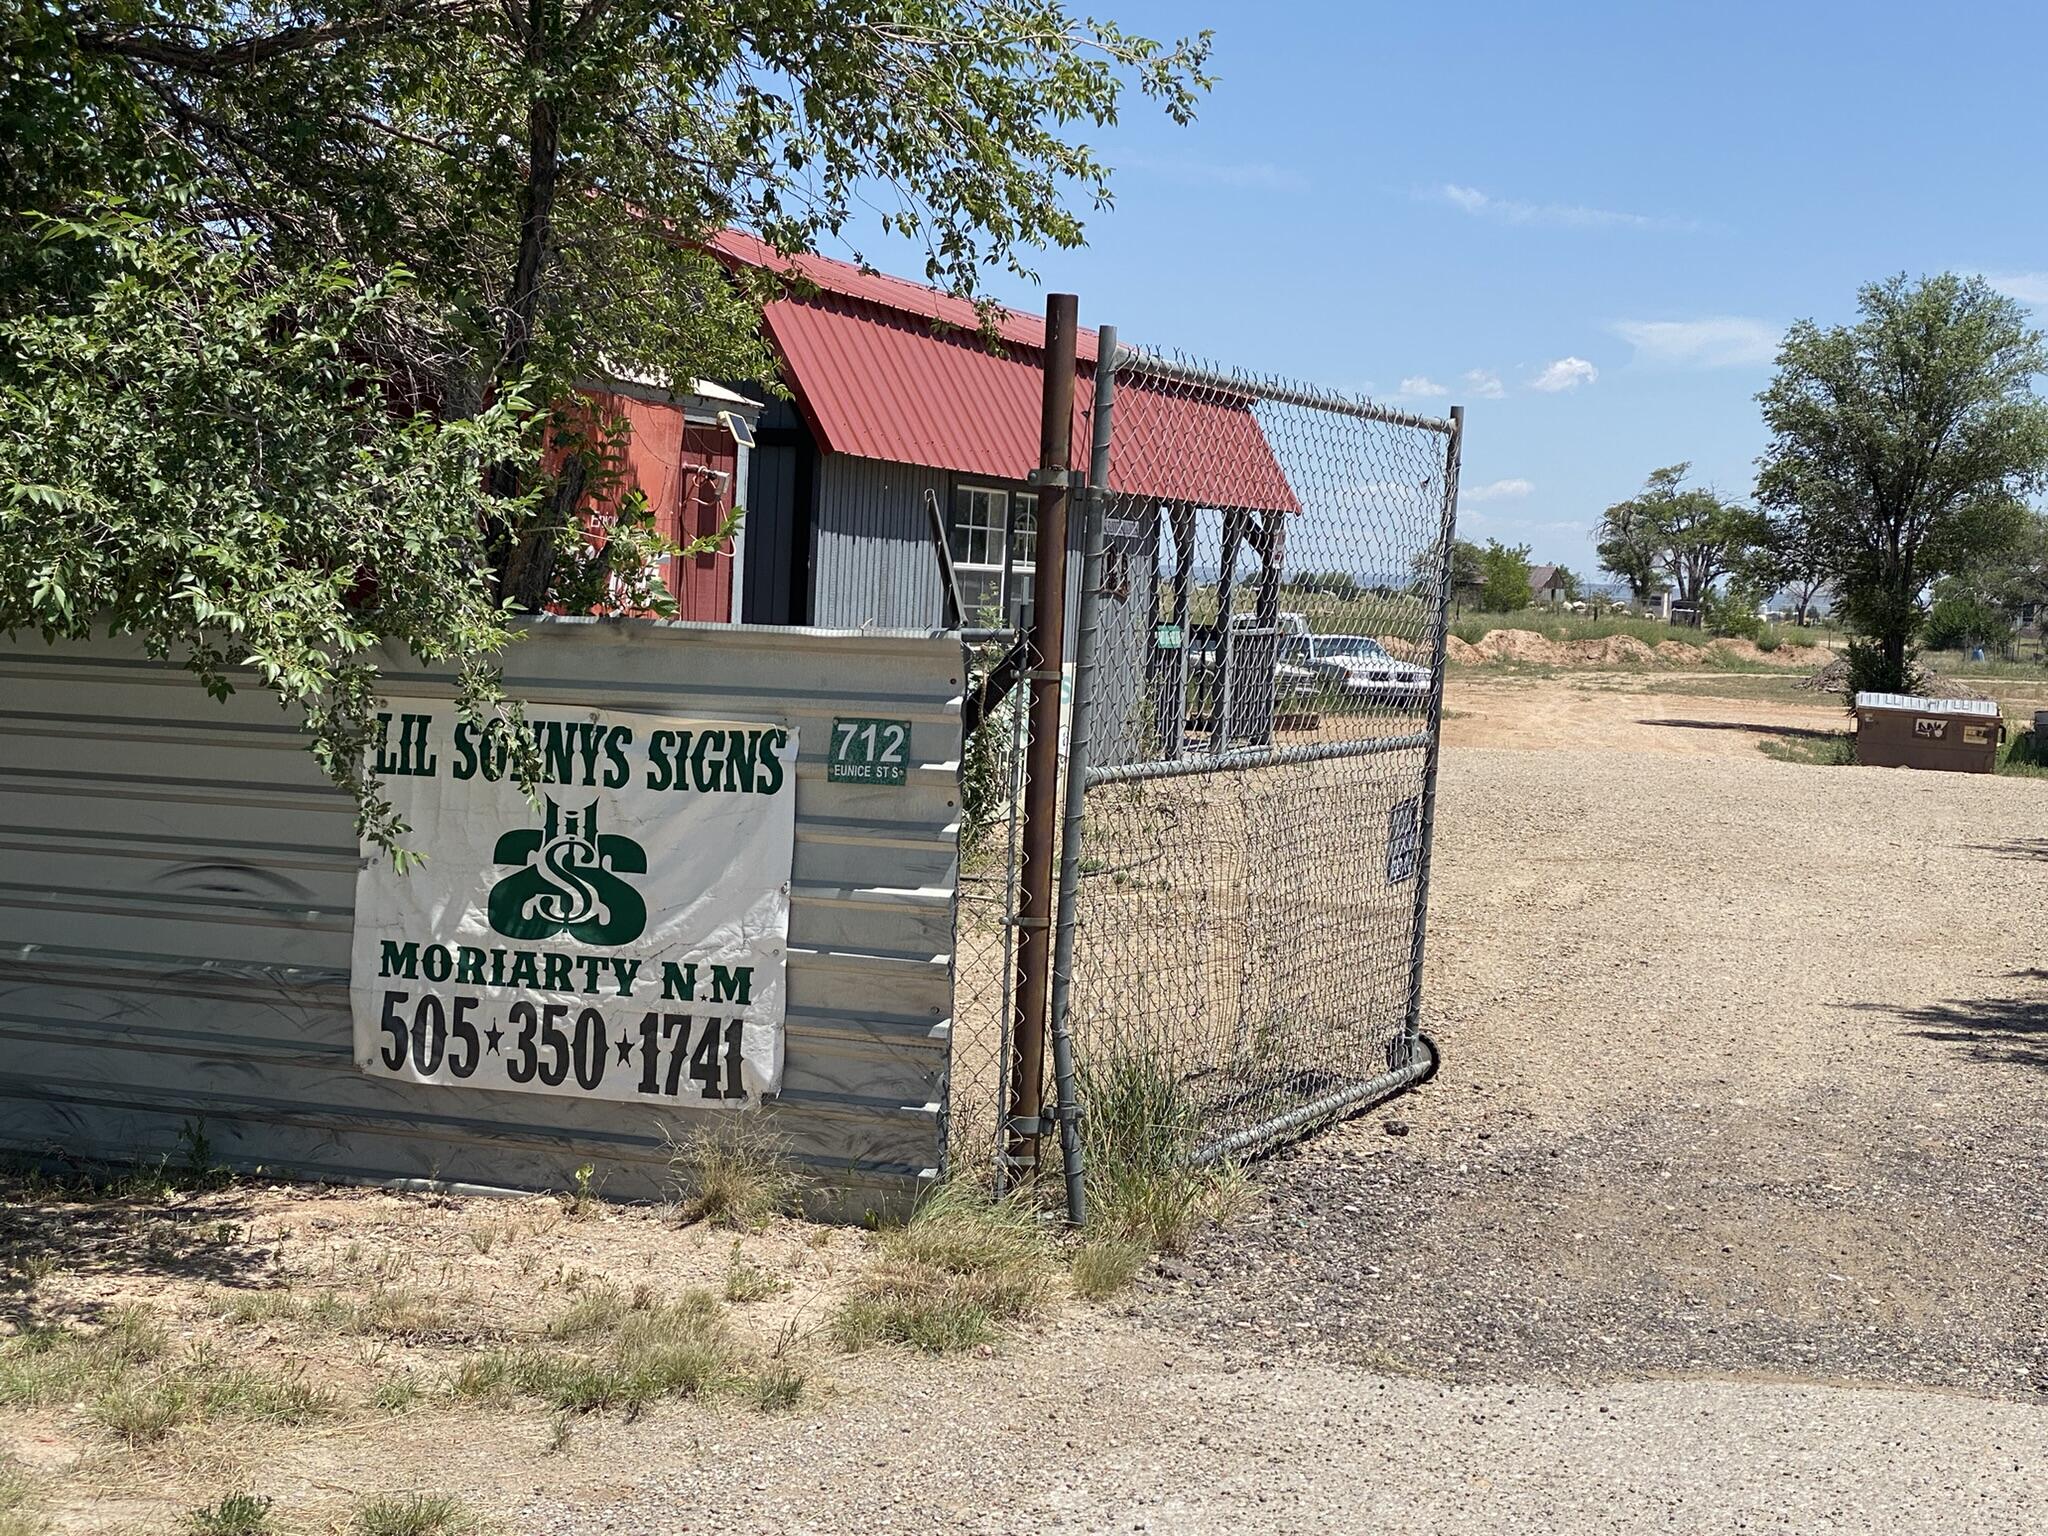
1012,492,1038,564
951,486,1007,569
958,570,1002,625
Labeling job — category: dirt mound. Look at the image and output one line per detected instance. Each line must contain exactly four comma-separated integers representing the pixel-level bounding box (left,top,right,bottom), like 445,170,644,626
1374,635,1430,664
1475,628,1562,664
1564,634,1658,666
1708,638,1769,663
1444,635,1483,665
1800,656,1851,694
1765,643,1834,668
1797,656,1995,702
1656,640,1708,665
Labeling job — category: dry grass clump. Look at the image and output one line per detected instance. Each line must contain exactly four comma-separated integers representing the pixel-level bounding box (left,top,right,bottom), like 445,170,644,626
722,1244,788,1303
212,1283,465,1343
832,1184,1056,1354
1078,1052,1245,1254
0,1305,168,1412
0,1454,45,1536
2,1303,340,1447
458,1285,738,1416
669,1125,801,1231
1069,1237,1147,1300
351,1493,478,1536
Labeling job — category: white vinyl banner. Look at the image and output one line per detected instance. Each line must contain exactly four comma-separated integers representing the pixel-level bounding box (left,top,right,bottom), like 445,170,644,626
350,702,796,1107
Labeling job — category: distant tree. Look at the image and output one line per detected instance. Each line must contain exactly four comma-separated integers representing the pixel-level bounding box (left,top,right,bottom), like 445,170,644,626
1600,464,1765,619
1922,578,2014,653
1595,487,1664,602
1757,273,2048,691
1478,539,1533,611
1552,564,1583,602
1747,511,1830,626
1409,537,1485,607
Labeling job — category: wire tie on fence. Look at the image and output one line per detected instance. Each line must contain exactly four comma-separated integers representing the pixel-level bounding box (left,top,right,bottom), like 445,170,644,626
1008,914,1051,931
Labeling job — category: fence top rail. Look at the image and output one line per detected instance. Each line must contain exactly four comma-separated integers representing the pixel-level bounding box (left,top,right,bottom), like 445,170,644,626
1109,345,1459,437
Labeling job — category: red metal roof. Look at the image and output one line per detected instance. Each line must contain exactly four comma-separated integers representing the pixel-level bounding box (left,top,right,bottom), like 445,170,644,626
710,231,1299,514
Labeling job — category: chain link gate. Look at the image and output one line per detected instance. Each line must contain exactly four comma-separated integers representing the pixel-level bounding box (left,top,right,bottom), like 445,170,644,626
1055,346,1460,1192
944,320,1461,1211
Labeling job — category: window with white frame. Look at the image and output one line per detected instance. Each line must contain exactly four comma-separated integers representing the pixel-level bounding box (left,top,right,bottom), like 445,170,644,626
951,485,1038,630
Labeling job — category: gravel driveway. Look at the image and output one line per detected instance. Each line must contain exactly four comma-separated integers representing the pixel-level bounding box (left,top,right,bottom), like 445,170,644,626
532,681,2048,1535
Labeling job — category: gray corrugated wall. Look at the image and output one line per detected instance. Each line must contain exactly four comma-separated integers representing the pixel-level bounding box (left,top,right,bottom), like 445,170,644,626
809,457,951,629
811,456,1101,654
0,620,962,1218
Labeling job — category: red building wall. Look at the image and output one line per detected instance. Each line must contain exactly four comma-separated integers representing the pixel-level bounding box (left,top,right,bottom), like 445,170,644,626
577,389,738,622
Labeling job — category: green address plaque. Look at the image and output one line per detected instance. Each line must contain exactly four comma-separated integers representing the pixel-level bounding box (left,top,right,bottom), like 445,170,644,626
828,716,911,785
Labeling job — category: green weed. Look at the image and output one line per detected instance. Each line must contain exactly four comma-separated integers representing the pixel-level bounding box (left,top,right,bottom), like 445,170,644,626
1076,1052,1241,1253
351,1493,478,1536
181,1492,274,1536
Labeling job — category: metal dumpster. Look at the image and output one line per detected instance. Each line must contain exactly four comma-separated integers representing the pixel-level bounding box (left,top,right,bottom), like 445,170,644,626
1853,691,2003,773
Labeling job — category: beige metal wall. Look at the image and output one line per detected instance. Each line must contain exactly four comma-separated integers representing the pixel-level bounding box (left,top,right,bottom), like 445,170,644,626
0,619,962,1217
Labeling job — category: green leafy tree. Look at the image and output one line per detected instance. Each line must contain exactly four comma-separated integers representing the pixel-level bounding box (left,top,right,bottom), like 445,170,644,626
1746,511,1830,626
1,0,1213,849
1478,539,1533,612
1922,579,2014,653
1757,273,2048,690
1413,538,1485,606
1600,464,1763,619
1595,488,1664,603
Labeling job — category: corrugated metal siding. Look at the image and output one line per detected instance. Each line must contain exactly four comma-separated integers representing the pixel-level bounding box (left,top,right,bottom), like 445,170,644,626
808,456,1104,658
0,621,963,1217
742,442,799,624
810,456,950,630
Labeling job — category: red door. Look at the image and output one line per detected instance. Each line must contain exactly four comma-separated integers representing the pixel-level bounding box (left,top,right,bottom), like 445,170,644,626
576,390,737,621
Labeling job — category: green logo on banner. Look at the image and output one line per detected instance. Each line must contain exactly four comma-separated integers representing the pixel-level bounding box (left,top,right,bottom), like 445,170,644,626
488,798,647,944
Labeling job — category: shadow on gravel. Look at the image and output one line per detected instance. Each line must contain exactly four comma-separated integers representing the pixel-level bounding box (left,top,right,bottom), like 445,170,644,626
1969,838,2048,863
1638,717,1841,740
1853,969,2048,1072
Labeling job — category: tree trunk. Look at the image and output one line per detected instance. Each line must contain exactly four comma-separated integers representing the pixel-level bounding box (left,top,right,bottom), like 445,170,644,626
489,2,566,606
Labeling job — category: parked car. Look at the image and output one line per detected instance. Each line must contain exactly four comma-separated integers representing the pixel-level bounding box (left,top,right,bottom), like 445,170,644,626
1283,633,1432,706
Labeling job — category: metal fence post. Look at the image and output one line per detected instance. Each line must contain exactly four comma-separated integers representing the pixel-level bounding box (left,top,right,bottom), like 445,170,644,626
1044,325,1118,1225
1402,403,1464,1062
1003,293,1080,1182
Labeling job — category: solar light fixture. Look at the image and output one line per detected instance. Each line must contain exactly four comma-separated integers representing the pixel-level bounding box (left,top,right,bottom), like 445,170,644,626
719,409,755,450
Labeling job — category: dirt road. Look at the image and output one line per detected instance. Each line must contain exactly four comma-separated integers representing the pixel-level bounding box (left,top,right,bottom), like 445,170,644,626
542,672,2048,1535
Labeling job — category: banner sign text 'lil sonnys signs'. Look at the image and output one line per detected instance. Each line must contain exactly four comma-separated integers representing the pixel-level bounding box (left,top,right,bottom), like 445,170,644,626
350,703,797,1106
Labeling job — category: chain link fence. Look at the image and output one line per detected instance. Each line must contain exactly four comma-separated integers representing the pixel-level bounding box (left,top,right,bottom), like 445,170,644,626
945,340,1460,1194
1062,349,1457,1172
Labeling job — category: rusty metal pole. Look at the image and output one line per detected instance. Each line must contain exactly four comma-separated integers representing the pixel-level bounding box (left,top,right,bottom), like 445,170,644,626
1004,292,1080,1181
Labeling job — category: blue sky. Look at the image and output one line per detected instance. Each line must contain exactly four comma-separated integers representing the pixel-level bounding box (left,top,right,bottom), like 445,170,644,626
826,0,2048,578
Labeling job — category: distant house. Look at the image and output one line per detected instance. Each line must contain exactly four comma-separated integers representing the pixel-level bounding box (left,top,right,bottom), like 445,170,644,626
1528,564,1572,606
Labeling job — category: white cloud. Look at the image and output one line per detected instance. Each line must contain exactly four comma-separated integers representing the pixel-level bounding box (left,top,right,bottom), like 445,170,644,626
1984,272,2048,306
1120,152,1309,194
1610,317,1779,369
1396,375,1449,398
1431,183,1693,232
1461,368,1506,399
1461,477,1534,504
1529,356,1599,393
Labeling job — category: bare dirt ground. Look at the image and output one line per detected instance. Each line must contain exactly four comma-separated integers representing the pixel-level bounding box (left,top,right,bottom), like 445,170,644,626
9,668,2047,1533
